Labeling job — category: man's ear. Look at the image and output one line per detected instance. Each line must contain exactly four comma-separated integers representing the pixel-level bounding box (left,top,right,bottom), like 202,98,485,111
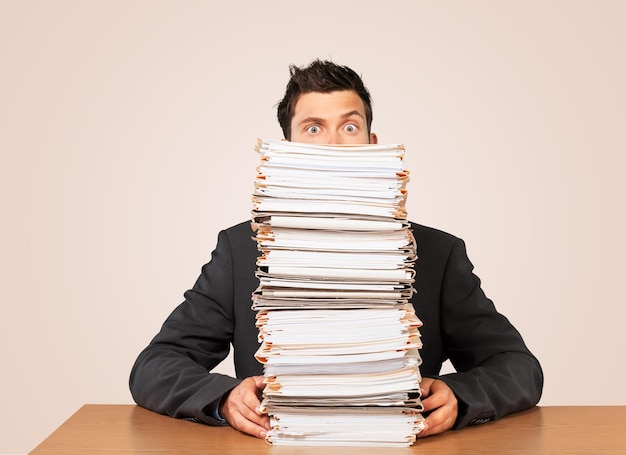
369,132,378,144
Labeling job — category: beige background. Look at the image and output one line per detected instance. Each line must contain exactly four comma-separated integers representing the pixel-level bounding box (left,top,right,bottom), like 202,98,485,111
1,1,625,453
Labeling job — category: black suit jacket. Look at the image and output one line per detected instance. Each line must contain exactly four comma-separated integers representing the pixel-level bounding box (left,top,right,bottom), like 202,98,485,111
130,221,543,428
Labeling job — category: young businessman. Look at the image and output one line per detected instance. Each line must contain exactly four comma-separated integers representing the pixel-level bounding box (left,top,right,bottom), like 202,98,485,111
130,59,543,439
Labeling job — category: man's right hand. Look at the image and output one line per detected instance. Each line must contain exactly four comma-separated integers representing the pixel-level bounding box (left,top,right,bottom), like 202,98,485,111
218,375,271,439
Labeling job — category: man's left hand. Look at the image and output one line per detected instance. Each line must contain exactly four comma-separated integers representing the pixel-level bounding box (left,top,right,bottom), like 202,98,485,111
417,378,458,438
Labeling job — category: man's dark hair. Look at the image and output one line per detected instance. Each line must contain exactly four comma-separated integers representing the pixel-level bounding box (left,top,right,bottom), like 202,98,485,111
277,59,373,140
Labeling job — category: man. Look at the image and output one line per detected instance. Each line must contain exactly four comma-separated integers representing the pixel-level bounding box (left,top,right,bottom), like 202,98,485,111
130,60,543,440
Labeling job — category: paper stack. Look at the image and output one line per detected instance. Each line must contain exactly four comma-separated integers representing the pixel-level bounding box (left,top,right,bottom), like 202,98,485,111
251,139,425,447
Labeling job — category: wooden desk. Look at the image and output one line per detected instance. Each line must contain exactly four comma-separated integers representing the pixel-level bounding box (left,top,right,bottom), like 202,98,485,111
29,405,626,454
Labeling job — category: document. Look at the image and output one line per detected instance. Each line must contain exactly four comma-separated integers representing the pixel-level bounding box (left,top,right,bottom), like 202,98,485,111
251,139,424,446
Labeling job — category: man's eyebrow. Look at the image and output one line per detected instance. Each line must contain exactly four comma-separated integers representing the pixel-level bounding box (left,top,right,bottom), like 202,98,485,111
341,110,365,119
296,111,365,127
297,116,325,126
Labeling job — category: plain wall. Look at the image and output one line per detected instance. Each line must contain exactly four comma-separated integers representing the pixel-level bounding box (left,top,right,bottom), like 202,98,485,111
1,1,625,453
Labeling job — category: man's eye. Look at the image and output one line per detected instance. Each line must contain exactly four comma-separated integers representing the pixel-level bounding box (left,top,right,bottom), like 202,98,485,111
306,125,320,134
344,124,358,133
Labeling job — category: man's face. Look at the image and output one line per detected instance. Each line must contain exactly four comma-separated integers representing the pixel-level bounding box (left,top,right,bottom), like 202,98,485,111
289,90,377,145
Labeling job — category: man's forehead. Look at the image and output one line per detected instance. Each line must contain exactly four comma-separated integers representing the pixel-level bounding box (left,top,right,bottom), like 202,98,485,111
292,90,366,118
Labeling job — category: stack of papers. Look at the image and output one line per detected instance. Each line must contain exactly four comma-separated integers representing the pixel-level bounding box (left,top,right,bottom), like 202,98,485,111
251,139,425,447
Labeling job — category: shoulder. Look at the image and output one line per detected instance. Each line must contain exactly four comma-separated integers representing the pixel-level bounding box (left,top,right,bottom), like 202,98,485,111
222,220,254,237
222,221,462,246
409,222,471,273
219,221,257,256
410,222,461,250
220,220,464,257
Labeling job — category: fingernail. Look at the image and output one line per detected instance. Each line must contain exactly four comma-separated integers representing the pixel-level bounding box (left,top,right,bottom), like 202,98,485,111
260,430,267,438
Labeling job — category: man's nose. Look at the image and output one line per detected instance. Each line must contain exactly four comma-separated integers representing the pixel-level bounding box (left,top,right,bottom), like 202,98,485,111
325,131,342,144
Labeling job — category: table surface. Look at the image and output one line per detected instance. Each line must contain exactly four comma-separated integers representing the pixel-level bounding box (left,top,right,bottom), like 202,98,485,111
29,404,626,454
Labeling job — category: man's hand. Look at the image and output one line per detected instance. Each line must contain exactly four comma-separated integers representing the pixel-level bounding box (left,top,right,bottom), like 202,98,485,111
219,376,270,439
417,378,458,438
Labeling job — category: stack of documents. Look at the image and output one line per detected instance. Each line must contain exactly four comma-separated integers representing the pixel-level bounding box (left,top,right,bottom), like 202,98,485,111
251,139,424,447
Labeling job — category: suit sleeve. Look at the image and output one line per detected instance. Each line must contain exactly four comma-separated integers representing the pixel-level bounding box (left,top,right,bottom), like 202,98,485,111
129,229,242,425
434,238,543,428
